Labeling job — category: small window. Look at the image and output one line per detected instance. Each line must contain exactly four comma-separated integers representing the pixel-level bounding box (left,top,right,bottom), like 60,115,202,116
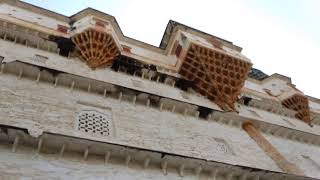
77,110,112,136
122,45,131,53
93,17,108,28
241,96,252,105
34,54,48,63
95,21,106,28
175,44,182,58
57,25,68,33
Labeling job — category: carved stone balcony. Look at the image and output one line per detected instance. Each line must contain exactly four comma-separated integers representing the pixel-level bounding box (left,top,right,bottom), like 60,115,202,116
179,43,251,111
72,29,120,68
282,94,311,124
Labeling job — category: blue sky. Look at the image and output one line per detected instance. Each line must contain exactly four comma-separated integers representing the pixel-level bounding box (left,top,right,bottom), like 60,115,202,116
22,0,320,98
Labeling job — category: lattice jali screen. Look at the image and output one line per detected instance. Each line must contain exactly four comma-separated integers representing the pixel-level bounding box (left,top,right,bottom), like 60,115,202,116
179,44,251,111
282,94,311,124
77,110,112,136
72,29,120,68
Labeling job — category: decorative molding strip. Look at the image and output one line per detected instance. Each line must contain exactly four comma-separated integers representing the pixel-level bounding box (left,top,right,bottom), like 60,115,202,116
0,126,314,180
1,60,320,147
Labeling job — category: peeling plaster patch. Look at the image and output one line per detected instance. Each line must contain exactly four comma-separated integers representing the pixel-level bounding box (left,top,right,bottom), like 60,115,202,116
213,138,235,155
301,155,320,171
131,79,144,88
28,127,43,138
34,54,48,64
248,109,262,118
180,92,190,100
282,118,296,127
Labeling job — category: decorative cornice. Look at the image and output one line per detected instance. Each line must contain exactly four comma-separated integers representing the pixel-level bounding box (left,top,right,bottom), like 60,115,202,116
1,60,320,147
0,126,314,180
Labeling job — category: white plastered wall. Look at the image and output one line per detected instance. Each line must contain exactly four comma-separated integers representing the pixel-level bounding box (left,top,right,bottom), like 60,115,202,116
0,73,281,172
0,4,69,30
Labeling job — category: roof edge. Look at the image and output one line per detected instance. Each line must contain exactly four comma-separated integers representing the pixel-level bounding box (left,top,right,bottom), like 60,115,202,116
1,0,69,22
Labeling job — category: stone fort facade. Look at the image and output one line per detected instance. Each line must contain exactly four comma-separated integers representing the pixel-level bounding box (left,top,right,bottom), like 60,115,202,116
0,0,320,179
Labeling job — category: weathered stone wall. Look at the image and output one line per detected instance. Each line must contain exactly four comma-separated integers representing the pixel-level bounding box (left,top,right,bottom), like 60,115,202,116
0,73,281,172
265,135,320,179
0,144,199,180
0,4,69,30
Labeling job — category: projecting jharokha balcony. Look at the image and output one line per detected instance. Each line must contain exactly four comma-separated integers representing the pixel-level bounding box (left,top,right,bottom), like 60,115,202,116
179,43,252,111
282,94,311,124
72,29,120,68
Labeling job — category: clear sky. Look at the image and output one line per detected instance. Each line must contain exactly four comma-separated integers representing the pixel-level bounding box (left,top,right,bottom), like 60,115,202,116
22,0,320,98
